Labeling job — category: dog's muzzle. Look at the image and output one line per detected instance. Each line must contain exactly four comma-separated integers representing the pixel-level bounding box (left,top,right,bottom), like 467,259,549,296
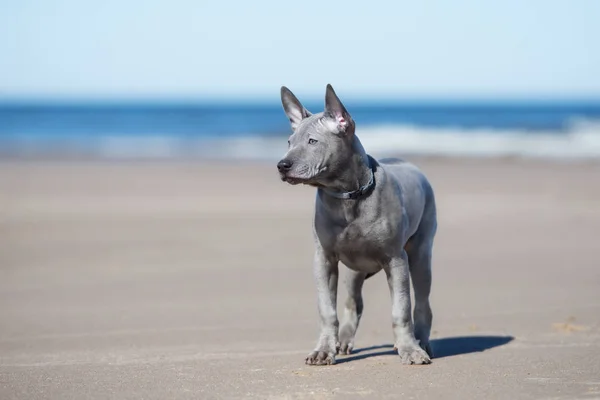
277,159,293,174
277,159,303,184
277,159,293,181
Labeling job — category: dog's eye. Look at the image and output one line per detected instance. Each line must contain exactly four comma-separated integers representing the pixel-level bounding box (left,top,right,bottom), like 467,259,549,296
308,138,318,145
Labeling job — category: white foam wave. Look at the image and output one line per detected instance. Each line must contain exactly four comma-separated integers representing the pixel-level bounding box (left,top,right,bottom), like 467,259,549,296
2,121,600,160
358,123,600,159
190,122,600,161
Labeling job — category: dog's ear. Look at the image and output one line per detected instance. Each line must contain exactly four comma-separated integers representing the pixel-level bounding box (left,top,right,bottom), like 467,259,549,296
325,84,353,134
281,86,312,132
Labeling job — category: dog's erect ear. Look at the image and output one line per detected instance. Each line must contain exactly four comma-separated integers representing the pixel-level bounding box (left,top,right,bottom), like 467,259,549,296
325,84,353,134
281,86,312,131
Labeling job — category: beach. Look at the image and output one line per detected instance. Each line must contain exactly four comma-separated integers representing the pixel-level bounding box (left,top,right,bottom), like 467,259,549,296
1,157,599,399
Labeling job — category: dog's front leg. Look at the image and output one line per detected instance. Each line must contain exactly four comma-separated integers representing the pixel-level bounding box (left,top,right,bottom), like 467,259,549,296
385,251,432,365
305,247,339,366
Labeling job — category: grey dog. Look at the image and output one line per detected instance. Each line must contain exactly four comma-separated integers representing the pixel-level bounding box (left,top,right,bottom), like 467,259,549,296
277,84,437,366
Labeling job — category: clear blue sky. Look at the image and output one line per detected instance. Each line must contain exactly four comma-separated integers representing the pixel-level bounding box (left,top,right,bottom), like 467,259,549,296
1,0,599,101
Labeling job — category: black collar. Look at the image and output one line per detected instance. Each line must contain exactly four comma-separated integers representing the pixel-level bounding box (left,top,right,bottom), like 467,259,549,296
322,163,376,200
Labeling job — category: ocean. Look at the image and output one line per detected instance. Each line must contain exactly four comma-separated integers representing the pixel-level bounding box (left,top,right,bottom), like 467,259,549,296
1,100,600,160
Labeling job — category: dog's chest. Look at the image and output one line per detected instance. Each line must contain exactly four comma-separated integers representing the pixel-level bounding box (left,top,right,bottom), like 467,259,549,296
332,220,391,272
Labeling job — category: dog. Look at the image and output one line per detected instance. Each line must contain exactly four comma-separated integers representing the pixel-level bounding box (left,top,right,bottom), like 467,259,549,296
277,84,437,365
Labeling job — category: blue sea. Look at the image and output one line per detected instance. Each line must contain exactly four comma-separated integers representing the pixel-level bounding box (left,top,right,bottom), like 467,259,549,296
1,100,600,159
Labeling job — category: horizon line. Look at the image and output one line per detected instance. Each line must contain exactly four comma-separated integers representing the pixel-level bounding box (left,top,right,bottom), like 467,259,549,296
2,94,600,107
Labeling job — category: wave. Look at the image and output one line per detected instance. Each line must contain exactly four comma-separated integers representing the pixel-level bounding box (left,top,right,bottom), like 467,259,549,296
357,119,600,159
2,120,600,160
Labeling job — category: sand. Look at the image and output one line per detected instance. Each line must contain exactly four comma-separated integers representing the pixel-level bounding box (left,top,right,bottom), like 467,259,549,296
1,158,599,399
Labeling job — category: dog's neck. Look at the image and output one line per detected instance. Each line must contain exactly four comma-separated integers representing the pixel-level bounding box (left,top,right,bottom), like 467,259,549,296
323,136,373,195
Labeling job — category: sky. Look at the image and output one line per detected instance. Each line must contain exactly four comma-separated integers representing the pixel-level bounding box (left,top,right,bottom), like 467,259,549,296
1,0,599,101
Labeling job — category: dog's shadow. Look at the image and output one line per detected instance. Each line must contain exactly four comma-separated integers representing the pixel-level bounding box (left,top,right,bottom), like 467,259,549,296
337,335,514,364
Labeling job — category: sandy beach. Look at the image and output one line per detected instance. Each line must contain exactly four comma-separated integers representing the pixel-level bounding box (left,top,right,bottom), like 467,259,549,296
1,157,599,399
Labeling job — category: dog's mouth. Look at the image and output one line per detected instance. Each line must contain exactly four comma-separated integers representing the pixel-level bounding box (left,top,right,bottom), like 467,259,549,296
280,175,306,185
280,171,315,186
279,166,327,187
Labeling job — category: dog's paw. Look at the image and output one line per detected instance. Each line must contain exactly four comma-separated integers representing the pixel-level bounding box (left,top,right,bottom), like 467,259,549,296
419,340,434,358
336,326,356,355
395,343,431,365
305,350,336,366
336,340,353,355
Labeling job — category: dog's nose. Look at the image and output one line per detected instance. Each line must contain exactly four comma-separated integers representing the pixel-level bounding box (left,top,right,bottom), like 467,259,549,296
277,159,293,172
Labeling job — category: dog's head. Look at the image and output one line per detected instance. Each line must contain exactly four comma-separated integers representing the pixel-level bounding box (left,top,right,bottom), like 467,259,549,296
277,84,357,186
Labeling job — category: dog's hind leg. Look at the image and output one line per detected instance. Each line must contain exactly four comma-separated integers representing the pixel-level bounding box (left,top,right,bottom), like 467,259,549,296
406,240,434,358
337,270,368,355
405,210,436,359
